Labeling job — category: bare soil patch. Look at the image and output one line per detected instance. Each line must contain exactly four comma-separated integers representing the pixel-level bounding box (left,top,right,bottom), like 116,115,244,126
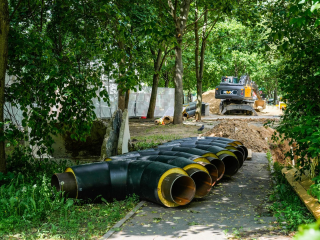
257,105,284,116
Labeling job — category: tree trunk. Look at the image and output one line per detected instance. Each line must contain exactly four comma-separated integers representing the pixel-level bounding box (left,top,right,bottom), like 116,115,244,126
117,40,126,112
0,0,9,173
273,87,277,105
147,48,163,119
164,71,169,87
189,92,192,102
173,41,184,124
194,6,200,120
195,9,208,121
171,0,191,124
124,89,130,109
147,74,160,118
118,89,126,111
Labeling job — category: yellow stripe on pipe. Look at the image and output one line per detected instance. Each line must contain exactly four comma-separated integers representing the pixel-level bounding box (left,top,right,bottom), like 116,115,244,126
183,163,209,175
202,153,219,158
225,146,238,151
193,157,211,164
215,150,237,159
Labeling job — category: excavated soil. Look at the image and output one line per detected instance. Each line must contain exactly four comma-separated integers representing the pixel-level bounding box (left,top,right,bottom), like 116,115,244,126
202,119,273,152
202,89,220,114
201,118,292,165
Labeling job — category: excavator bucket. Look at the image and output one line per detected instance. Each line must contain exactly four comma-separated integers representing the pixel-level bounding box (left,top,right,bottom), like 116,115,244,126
254,100,266,111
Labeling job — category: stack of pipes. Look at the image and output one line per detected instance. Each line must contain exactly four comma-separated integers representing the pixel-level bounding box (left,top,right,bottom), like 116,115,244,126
52,137,247,208
183,102,197,118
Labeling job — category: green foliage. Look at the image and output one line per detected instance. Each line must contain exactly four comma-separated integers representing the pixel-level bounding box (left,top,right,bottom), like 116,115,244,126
294,220,320,240
6,147,69,182
265,0,320,173
183,17,282,96
269,162,314,232
0,175,69,227
0,147,139,239
307,174,320,201
7,0,110,157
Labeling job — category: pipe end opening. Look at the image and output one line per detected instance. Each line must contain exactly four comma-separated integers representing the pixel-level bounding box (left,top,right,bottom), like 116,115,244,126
51,172,77,198
188,170,212,198
161,173,195,206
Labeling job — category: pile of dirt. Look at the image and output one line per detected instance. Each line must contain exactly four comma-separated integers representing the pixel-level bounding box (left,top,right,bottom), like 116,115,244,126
202,90,220,114
270,140,292,165
202,118,292,164
202,119,274,152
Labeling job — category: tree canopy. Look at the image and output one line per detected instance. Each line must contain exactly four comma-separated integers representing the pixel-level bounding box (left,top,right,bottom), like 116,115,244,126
0,0,319,173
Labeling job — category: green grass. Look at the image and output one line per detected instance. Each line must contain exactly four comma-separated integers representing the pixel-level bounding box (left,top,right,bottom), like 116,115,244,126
132,134,185,151
0,147,139,239
268,161,314,232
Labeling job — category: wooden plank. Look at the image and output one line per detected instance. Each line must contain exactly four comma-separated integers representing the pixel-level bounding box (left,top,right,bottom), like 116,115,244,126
282,168,320,220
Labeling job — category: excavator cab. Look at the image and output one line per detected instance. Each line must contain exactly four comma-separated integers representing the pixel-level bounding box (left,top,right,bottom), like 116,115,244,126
221,76,238,84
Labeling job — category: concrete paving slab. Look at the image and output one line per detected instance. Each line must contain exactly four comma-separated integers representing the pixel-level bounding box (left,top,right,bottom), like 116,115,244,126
107,153,291,240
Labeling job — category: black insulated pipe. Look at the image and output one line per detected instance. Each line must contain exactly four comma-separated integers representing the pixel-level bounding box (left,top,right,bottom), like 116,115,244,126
177,140,245,164
194,145,244,168
51,172,77,198
160,173,195,205
184,110,196,118
159,143,239,177
107,150,218,186
51,160,196,207
218,154,239,177
206,157,225,181
136,155,212,198
165,138,247,161
201,142,246,161
157,146,219,159
204,137,248,160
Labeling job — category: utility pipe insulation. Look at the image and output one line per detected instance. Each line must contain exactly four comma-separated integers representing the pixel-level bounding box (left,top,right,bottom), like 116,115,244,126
51,138,246,207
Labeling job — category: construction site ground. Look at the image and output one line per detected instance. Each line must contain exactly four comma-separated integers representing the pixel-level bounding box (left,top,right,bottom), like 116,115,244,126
106,153,290,240
130,114,287,164
113,114,295,239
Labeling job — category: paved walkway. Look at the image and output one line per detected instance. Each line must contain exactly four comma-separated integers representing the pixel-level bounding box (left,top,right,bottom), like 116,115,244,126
108,153,291,240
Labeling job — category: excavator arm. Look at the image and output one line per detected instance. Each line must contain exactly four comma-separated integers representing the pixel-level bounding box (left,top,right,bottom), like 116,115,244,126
251,82,266,110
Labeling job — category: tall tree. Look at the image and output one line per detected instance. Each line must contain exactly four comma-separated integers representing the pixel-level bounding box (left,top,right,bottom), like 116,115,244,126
147,46,169,118
166,0,191,124
146,2,175,119
193,5,220,120
0,0,9,173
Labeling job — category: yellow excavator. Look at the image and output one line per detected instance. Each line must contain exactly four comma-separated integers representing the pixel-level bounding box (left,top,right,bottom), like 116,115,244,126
215,75,266,116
